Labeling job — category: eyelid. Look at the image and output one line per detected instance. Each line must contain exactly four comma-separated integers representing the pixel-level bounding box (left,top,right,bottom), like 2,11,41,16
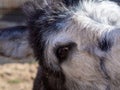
54,42,77,50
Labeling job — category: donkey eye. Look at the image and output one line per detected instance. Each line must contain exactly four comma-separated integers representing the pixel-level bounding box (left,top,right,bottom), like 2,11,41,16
55,42,76,63
56,46,70,60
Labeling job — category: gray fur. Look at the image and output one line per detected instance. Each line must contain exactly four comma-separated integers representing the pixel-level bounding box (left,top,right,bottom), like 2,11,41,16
23,0,120,90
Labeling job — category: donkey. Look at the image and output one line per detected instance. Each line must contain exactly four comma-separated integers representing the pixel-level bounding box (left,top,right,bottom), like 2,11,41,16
23,0,120,90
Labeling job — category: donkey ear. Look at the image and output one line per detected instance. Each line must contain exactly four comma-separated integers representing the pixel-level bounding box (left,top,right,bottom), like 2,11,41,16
62,0,80,6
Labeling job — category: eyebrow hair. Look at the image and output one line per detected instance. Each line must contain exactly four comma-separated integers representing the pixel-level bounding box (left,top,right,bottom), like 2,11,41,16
54,41,76,47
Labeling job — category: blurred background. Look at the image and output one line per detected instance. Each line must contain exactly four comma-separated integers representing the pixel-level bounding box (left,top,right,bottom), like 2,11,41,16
0,0,38,90
0,0,29,28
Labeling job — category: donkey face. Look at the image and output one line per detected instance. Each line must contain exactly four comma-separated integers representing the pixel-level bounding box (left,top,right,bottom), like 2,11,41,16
24,0,120,90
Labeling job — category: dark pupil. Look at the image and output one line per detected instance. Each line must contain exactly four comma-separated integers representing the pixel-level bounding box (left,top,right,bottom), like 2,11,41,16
57,46,69,60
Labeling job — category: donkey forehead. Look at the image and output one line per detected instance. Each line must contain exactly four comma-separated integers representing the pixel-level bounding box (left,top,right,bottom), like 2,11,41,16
80,1,120,26
45,30,76,47
40,0,120,47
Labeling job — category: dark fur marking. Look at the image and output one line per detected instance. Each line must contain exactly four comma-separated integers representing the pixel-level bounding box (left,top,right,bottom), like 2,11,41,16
110,0,120,3
62,0,80,6
100,58,110,80
100,58,111,90
30,30,67,90
28,8,68,90
33,67,45,90
98,37,112,52
33,66,67,90
33,66,66,90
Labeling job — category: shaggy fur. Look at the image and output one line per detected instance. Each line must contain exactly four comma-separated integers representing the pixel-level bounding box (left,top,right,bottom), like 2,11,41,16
23,0,120,90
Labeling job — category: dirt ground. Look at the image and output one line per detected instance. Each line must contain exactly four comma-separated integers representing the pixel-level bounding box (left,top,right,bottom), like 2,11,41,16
0,56,38,90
